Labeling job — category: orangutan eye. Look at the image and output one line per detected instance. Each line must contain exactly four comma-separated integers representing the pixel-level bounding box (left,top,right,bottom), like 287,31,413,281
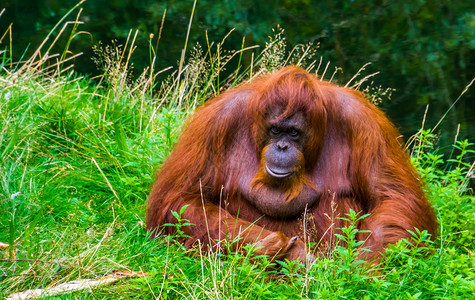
289,129,300,137
270,127,280,135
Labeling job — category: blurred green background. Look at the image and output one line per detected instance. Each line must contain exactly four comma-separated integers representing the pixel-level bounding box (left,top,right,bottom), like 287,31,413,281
1,0,474,147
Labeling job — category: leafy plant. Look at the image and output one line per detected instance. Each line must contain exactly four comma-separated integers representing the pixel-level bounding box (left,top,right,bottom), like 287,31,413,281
162,204,193,239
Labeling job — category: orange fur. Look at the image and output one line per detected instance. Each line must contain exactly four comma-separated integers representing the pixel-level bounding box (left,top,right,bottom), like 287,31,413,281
146,66,438,263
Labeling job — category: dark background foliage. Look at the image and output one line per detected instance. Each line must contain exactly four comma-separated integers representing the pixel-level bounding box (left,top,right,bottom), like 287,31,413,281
1,0,474,147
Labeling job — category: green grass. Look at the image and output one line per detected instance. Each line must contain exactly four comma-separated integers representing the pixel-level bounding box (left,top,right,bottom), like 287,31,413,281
1,18,474,299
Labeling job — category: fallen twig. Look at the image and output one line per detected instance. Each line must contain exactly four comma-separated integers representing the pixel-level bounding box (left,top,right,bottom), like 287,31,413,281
6,270,149,300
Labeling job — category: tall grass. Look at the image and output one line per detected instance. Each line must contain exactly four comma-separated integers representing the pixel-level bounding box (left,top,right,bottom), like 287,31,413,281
1,7,474,299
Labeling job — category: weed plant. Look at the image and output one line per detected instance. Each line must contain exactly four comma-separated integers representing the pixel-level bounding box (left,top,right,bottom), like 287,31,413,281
0,8,474,299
